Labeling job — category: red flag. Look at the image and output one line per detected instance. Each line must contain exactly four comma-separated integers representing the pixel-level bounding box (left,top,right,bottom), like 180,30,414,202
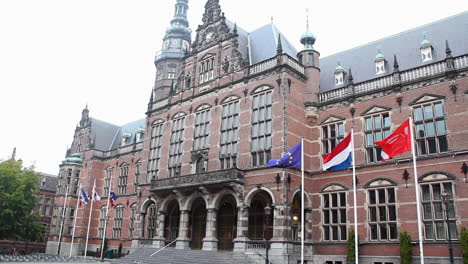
375,120,412,161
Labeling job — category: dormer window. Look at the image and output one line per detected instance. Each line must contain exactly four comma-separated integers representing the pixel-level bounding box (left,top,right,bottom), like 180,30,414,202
420,38,433,62
375,51,386,75
121,132,131,146
334,63,346,86
136,128,145,142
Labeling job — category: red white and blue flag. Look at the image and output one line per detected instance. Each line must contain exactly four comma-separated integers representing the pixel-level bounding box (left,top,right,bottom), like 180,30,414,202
322,133,353,171
109,189,118,207
79,186,90,204
92,186,101,203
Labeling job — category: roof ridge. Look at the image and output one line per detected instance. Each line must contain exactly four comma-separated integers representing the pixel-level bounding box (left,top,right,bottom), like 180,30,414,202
322,11,468,59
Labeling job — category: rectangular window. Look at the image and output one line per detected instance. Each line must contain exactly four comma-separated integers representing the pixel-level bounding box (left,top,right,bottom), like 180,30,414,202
322,192,347,241
194,109,211,150
169,117,185,177
322,122,344,154
251,91,273,167
148,122,164,181
364,113,391,162
112,206,124,239
134,164,140,194
98,207,106,238
118,166,128,195
421,181,458,240
129,204,136,238
220,101,240,169
413,102,448,155
199,57,215,84
103,168,113,197
368,187,398,241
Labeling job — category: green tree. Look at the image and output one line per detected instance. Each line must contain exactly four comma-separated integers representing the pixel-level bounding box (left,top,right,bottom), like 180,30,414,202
347,229,357,263
0,159,45,244
399,231,412,264
461,226,468,264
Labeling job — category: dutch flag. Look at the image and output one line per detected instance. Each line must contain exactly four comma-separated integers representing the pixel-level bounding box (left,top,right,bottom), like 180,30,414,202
109,189,118,207
322,133,353,171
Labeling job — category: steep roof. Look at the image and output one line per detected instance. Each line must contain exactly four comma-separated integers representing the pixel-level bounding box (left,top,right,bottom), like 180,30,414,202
319,11,468,92
37,172,58,192
90,118,146,151
248,24,298,65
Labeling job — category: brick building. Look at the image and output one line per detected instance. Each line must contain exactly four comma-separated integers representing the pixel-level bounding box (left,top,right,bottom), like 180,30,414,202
46,0,468,263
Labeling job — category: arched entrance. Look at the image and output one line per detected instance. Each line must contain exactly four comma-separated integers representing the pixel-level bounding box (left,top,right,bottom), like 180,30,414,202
189,198,207,249
217,195,237,251
164,200,180,246
291,192,302,240
248,191,273,240
144,203,157,239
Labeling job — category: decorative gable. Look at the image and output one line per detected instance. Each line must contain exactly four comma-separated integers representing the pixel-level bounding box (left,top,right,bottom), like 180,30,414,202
365,178,397,188
361,105,392,116
409,93,445,106
321,184,348,192
320,115,346,125
172,112,187,120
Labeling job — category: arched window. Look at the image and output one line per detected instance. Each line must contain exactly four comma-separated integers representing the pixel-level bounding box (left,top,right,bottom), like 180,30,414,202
118,164,128,195
145,203,157,239
220,97,240,169
195,157,205,173
365,179,397,241
251,86,273,167
321,184,348,241
98,206,107,237
148,120,164,181
112,205,124,238
420,173,458,240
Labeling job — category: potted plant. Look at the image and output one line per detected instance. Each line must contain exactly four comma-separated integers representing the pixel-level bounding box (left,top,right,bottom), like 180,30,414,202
399,231,412,264
346,229,357,264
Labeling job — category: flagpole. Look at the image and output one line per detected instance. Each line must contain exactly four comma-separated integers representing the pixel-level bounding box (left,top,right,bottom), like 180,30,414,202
351,128,359,264
69,184,81,257
57,185,69,255
100,174,113,260
301,137,305,264
409,116,425,264
84,179,96,259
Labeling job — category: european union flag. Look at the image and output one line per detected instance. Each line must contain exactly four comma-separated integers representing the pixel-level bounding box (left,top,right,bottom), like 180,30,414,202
267,142,302,168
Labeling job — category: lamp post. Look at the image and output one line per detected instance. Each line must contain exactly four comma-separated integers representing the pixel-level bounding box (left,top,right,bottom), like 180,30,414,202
264,204,273,264
440,191,454,264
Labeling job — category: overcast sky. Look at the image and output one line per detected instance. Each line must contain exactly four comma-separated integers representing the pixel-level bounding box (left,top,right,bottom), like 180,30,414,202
0,0,465,175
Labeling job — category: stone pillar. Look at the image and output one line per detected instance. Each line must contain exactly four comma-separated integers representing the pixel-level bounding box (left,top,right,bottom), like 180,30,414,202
176,210,190,249
269,204,291,260
153,210,166,248
233,205,248,252
305,208,313,256
202,208,218,251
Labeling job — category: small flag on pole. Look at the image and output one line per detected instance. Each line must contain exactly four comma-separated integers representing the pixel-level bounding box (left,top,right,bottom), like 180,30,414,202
93,186,101,203
109,189,118,207
322,133,353,171
267,141,302,168
79,186,90,204
375,120,411,161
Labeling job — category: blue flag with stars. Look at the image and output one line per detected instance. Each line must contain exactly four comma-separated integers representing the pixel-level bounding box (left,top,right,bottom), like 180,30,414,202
267,142,302,168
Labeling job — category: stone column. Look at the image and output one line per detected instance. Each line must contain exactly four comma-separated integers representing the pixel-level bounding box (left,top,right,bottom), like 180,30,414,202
176,210,190,249
305,208,314,257
233,205,248,252
202,208,218,251
153,210,166,248
270,204,291,259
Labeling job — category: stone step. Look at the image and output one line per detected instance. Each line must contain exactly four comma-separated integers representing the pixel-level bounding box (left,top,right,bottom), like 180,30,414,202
111,247,256,264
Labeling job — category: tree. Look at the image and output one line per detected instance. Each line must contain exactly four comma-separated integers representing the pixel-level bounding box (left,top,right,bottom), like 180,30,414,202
0,159,45,244
399,231,412,264
461,226,468,264
347,229,357,263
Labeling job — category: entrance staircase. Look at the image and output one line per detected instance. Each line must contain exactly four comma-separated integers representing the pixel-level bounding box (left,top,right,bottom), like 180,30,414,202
111,247,257,264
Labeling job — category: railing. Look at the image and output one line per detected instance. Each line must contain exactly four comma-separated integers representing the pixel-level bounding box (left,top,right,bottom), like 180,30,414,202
284,54,305,75
249,57,277,75
150,239,177,258
245,240,266,250
318,54,468,104
248,54,305,76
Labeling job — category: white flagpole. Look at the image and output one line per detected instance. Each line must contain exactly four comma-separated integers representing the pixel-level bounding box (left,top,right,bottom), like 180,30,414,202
409,116,425,264
301,137,305,264
351,128,359,264
100,174,113,260
69,184,81,257
57,185,69,255
84,179,96,259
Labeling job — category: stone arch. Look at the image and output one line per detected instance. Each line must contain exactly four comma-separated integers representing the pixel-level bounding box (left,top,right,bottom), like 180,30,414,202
419,171,456,182
183,191,210,211
289,188,312,208
194,103,212,112
364,177,398,188
212,189,243,209
250,84,274,95
221,94,241,104
139,197,157,214
320,183,349,193
159,194,180,213
244,187,276,206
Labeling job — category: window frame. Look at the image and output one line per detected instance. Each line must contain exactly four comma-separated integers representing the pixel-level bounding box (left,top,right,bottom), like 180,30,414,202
364,112,391,163
321,122,345,155
251,89,273,167
148,121,164,181
413,101,448,156
168,117,185,177
322,189,348,242
220,100,240,169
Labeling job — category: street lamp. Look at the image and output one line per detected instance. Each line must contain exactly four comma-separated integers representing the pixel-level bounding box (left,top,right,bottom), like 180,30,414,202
264,204,273,264
440,191,454,264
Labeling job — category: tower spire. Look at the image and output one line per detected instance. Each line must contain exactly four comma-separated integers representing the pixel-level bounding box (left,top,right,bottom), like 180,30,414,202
11,147,16,161
277,34,283,55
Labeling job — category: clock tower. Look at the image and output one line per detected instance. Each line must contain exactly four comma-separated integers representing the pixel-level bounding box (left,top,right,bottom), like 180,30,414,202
152,0,192,102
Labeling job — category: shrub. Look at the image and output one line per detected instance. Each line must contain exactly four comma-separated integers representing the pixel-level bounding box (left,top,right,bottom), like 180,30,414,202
347,229,356,263
461,226,468,264
399,231,412,264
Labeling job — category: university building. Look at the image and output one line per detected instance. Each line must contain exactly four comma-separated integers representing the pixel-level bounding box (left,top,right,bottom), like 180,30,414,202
46,0,468,263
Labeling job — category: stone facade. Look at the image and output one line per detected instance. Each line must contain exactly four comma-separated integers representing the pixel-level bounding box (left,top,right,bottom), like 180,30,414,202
47,1,468,263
